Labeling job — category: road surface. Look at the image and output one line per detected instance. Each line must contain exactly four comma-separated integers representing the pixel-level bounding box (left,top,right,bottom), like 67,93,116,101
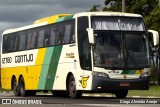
0,93,159,107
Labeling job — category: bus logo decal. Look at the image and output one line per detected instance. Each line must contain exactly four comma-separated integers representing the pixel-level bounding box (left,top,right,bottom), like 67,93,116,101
81,77,89,88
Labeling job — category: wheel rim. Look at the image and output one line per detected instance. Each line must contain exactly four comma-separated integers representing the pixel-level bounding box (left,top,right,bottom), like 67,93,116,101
69,77,76,95
70,81,76,94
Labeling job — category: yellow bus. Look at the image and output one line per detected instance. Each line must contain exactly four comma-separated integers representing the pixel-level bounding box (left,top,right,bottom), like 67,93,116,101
1,12,159,98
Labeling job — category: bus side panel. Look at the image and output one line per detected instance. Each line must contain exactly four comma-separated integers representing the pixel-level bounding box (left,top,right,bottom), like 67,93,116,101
52,45,73,90
25,67,45,90
37,46,63,90
1,68,7,89
1,67,27,90
30,48,46,90
52,44,94,91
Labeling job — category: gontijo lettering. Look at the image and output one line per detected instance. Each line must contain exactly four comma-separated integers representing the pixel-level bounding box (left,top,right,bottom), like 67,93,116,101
15,54,33,63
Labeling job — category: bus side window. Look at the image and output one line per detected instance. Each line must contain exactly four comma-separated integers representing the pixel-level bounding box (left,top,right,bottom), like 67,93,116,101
30,32,38,49
37,29,45,48
69,20,75,43
3,35,9,53
26,32,32,50
50,27,56,46
63,24,71,44
44,29,50,47
70,27,75,43
77,16,91,70
13,34,19,52
19,32,26,51
8,35,15,52
57,26,65,45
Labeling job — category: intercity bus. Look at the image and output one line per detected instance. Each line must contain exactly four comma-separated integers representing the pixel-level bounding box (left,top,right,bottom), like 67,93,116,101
0,12,159,98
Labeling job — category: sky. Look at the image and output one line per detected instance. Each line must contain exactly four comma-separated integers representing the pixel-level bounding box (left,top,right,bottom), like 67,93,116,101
0,0,104,38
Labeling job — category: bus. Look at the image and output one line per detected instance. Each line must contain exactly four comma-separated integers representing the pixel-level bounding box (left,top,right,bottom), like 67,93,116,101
1,12,159,98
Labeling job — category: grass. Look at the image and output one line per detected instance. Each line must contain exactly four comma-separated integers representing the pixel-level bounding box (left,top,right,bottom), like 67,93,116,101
0,87,12,92
128,85,160,97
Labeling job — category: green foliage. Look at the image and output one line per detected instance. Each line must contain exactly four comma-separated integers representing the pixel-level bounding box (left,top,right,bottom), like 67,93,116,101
89,5,99,11
145,5,160,32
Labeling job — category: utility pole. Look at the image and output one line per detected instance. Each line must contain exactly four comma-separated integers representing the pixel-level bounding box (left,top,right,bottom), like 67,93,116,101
122,0,126,12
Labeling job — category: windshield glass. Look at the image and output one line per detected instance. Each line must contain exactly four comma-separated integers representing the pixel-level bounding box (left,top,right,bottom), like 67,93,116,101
92,16,145,31
94,31,149,69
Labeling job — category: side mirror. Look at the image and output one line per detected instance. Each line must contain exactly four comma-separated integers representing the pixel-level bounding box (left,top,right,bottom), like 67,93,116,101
87,28,94,44
148,30,159,46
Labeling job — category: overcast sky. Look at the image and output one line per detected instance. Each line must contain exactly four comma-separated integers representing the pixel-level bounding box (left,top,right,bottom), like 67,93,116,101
0,0,104,37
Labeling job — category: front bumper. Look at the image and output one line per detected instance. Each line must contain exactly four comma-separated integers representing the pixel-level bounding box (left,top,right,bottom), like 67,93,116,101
92,75,150,91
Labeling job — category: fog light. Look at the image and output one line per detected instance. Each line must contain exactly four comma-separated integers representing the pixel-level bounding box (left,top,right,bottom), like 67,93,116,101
140,72,150,77
98,87,102,89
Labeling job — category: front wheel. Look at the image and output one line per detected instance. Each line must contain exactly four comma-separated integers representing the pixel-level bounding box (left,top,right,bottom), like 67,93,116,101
68,75,82,99
115,90,128,98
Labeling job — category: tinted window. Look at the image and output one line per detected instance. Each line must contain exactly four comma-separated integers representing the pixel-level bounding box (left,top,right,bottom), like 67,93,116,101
13,34,19,52
2,19,75,53
26,32,32,50
3,35,9,53
38,29,45,48
50,26,57,46
49,19,75,46
78,16,92,70
30,31,37,49
19,32,26,51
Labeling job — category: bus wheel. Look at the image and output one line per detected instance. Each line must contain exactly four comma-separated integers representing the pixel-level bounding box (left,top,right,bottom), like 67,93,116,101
19,77,27,97
68,75,82,98
115,90,128,98
12,78,20,96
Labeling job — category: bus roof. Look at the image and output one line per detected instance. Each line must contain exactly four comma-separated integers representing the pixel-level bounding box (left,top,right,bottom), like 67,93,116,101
75,12,143,17
34,14,72,24
3,12,143,35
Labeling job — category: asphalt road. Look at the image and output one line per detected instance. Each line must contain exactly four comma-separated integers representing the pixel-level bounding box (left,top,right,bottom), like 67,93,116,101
0,93,160,107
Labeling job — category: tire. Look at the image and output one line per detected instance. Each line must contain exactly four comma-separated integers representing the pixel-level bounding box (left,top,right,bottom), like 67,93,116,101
19,77,28,97
115,90,128,98
12,78,20,96
68,75,82,99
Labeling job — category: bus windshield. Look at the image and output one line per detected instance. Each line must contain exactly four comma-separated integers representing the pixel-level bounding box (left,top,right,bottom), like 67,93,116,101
91,16,149,69
93,31,149,69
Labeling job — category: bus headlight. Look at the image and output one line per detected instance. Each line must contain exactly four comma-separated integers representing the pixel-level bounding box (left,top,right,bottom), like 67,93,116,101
92,71,109,78
140,72,151,77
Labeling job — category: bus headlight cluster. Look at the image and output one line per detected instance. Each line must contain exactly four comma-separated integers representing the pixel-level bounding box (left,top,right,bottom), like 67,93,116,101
140,72,151,77
92,71,109,77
